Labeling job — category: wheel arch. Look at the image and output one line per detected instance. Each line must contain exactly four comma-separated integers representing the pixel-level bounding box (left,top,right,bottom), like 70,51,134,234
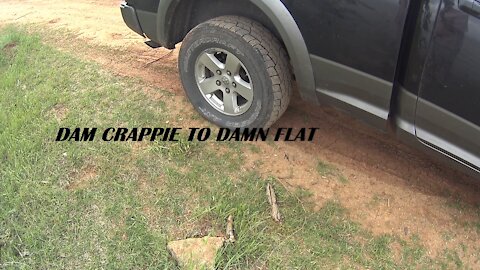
156,0,317,104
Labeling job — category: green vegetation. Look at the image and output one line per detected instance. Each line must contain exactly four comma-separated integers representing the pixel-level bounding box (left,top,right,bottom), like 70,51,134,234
316,160,348,184
0,26,470,269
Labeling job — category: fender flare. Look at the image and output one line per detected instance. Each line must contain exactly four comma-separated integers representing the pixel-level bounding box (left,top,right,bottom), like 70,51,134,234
157,0,317,104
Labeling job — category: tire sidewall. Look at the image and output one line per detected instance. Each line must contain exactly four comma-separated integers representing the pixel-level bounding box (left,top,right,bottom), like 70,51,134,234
179,24,274,128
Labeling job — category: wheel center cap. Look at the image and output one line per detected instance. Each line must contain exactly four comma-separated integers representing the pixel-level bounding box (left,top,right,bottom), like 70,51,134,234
221,76,230,86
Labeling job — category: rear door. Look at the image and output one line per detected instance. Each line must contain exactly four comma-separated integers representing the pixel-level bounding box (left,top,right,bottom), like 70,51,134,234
415,0,480,170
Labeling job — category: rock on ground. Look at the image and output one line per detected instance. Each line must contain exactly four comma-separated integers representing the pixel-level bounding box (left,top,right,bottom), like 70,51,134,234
167,236,224,269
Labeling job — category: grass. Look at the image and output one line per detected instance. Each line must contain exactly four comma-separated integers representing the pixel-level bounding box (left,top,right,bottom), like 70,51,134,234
0,26,472,269
0,26,173,269
316,160,349,184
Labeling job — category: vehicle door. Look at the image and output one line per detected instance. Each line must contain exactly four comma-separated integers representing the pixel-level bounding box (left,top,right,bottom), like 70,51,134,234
415,0,480,170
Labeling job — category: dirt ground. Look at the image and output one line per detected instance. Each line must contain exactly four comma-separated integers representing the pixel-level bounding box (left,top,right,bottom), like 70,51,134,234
2,0,479,264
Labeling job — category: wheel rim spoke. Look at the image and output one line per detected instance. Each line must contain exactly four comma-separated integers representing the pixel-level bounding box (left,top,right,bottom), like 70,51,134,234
223,93,238,114
198,53,224,72
234,78,253,101
225,53,242,74
198,77,220,95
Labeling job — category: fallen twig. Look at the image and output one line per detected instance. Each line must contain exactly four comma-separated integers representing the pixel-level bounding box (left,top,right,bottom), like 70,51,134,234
254,182,309,266
15,12,33,20
143,50,174,67
266,183,282,222
226,215,235,243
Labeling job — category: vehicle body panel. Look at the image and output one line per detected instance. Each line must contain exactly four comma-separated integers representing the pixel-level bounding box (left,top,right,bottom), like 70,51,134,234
281,0,409,82
414,0,480,170
281,0,411,130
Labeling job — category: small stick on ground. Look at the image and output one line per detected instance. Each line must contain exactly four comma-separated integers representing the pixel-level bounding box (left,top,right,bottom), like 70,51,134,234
226,215,235,243
266,183,282,222
15,12,33,20
143,50,174,67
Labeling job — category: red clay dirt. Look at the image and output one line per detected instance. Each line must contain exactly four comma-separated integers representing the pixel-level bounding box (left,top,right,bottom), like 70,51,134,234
1,0,479,264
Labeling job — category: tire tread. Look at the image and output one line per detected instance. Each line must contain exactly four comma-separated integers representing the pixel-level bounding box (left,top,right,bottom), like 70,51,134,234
201,16,293,127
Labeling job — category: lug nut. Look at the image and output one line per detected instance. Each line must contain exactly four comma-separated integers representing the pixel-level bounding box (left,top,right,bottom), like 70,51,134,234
225,88,230,93
227,71,232,76
232,82,237,88
216,70,222,75
216,80,221,86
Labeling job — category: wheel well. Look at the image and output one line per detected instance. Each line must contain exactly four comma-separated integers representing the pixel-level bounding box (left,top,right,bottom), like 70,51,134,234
163,0,320,105
167,0,284,52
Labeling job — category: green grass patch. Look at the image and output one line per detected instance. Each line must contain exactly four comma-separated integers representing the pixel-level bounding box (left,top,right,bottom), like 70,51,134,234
0,26,467,269
0,26,173,269
316,160,349,184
